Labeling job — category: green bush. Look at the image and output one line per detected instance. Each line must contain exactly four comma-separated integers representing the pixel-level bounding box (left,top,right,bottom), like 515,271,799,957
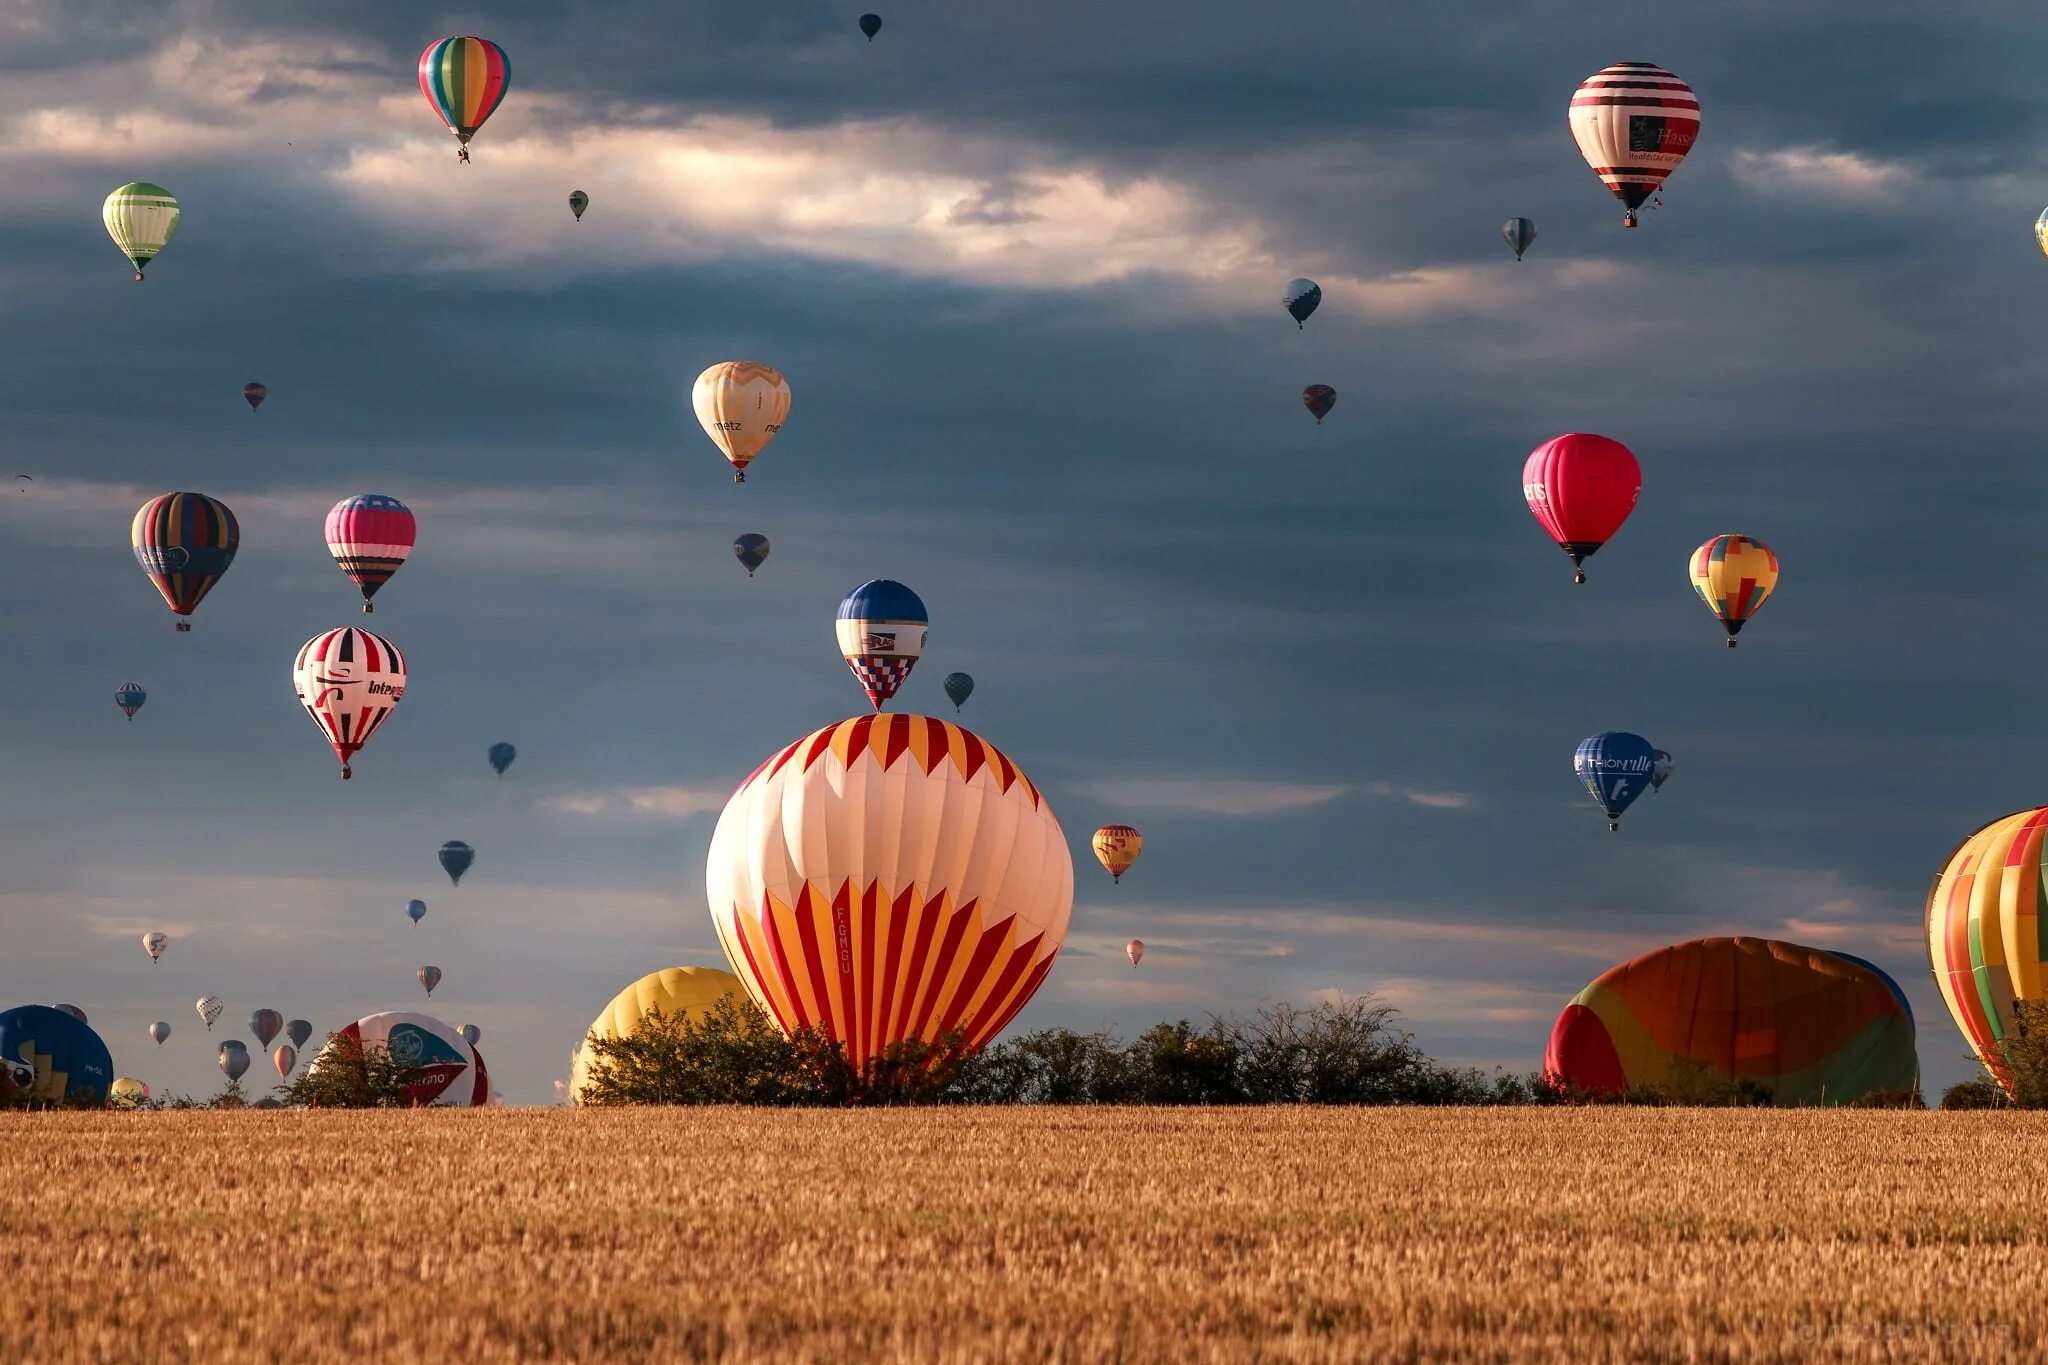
1939,1078,2009,1110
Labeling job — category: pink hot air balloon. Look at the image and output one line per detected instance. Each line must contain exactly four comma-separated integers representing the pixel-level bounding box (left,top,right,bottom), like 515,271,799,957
1521,433,1642,584
273,1043,298,1078
324,495,416,613
1127,939,1145,967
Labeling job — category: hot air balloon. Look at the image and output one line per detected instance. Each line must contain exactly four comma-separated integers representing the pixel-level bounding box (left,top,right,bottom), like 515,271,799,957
1127,939,1145,967
217,1040,250,1082
1573,731,1657,832
488,742,516,776
707,715,1073,1065
1689,534,1777,647
285,1019,312,1049
0,1006,113,1104
1651,749,1674,793
439,841,474,885
324,494,415,613
1283,278,1321,327
418,36,510,163
733,533,770,577
242,382,267,411
860,13,882,40
836,579,928,709
196,996,223,1030
943,672,974,711
1547,938,1916,1104
102,182,179,281
310,1012,488,1106
108,1077,151,1108
419,965,442,996
132,492,239,630
1092,825,1143,883
1568,63,1700,228
250,1010,282,1049
568,190,589,221
53,1004,86,1025
272,1044,297,1078
569,966,741,1102
149,1021,170,1046
1922,806,2048,1097
2036,208,2048,259
1501,217,1537,260
291,627,407,779
141,931,167,963
116,682,147,720
692,362,790,482
1521,434,1641,584
458,1024,480,1047
406,898,427,925
1301,385,1336,424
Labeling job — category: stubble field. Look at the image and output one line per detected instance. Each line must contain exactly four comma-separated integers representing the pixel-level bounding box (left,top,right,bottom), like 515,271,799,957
4,1107,2042,1362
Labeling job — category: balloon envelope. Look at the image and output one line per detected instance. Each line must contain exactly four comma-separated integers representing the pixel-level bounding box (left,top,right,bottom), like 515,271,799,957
141,930,167,960
0,1006,113,1103
458,1024,480,1046
569,965,742,1102
568,190,589,220
1568,63,1700,226
324,495,416,611
285,1019,312,1049
196,996,222,1029
418,36,510,147
2037,208,2048,259
1546,938,1915,1104
1651,749,1674,791
217,1040,250,1082
488,742,516,776
836,579,928,709
109,1077,150,1108
312,1012,488,1106
860,13,882,39
943,672,974,711
243,383,267,410
102,182,179,278
1283,278,1321,326
419,965,443,996
117,684,148,720
1301,385,1336,423
733,533,770,576
1689,534,1778,645
1501,217,1537,259
149,1021,171,1046
250,1009,283,1049
406,898,427,924
439,842,474,885
1127,939,1145,967
1573,732,1657,829
292,628,407,778
53,1004,86,1025
692,362,790,482
132,492,239,626
273,1044,297,1078
1522,434,1640,582
1093,825,1143,882
707,715,1073,1064
1925,807,2048,1095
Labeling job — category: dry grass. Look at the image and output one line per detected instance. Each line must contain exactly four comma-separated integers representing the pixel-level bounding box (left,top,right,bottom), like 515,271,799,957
3,1107,2043,1362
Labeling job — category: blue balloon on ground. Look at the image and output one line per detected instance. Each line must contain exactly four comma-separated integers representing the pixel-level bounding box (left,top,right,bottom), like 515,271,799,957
0,1004,114,1104
1573,731,1658,832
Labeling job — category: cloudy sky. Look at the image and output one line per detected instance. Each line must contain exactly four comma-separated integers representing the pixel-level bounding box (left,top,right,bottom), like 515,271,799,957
4,1,2040,1102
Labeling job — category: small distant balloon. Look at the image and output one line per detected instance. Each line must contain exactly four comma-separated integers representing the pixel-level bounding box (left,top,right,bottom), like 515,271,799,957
943,672,974,711
148,1021,171,1046
14,474,29,491
141,931,168,962
1302,385,1336,424
53,1004,86,1025
250,1010,283,1049
860,13,882,40
272,1044,297,1078
406,898,427,925
1127,939,1145,967
488,742,516,776
459,1024,481,1046
217,1040,250,1082
439,841,474,885
1093,825,1143,883
196,995,222,1030
1689,534,1778,647
243,382,267,411
285,1019,312,1049
1574,731,1658,832
1652,749,1674,792
2036,207,2048,259
836,579,928,710
116,683,147,720
733,533,770,577
569,190,589,221
419,965,443,996
1501,217,1537,261
1283,278,1321,328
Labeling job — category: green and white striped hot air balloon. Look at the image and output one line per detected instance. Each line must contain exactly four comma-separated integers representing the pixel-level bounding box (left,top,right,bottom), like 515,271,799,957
103,182,180,282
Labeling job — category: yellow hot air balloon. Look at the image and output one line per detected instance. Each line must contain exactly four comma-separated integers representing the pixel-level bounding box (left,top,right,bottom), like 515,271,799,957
569,965,742,1103
692,362,790,482
1092,825,1143,883
1927,807,2048,1097
1688,534,1777,647
108,1077,151,1108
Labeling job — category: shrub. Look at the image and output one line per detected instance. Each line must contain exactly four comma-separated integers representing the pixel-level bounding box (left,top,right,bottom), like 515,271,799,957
1939,1078,2009,1111
279,1034,437,1109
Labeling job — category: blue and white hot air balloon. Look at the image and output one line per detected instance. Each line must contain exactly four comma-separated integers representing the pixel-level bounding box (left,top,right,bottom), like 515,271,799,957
1574,731,1658,832
1501,217,1537,261
1283,278,1321,328
835,580,928,710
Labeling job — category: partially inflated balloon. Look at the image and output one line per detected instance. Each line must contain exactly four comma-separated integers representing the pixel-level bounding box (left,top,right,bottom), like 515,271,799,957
569,965,741,1102
568,190,589,221
149,1021,170,1046
860,13,882,40
1127,939,1145,967
1689,534,1777,647
1522,434,1640,583
707,716,1073,1064
292,627,407,778
733,533,770,577
273,1044,297,1078
1302,385,1336,424
943,672,974,711
406,898,427,925
836,580,927,709
488,742,516,776
1093,825,1143,883
1568,63,1699,228
692,362,790,482
243,383,267,411
285,1019,312,1049
1547,938,1915,1103
1501,217,1537,260
250,1010,283,1049
109,1077,151,1108
1574,732,1656,832
132,492,239,629
1283,278,1321,327
217,1040,250,1082
1651,749,1674,792
312,1012,488,1106
103,183,179,281
324,494,416,613
142,931,167,962
196,996,222,1030
419,965,442,996
439,841,474,885
116,682,147,720
418,37,510,157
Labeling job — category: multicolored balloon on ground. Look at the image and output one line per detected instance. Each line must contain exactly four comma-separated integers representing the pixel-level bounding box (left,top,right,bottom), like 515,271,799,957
1127,939,1145,967
1501,217,1537,260
488,742,516,776
1924,807,2048,1096
196,996,222,1030
733,534,770,576
292,628,407,779
706,715,1073,1064
1302,385,1336,424
418,36,510,160
836,580,928,709
692,362,790,482
116,682,147,720
243,383,267,411
142,931,167,963
1521,434,1640,584
109,1077,151,1108
418,965,442,997
406,898,427,925
149,1021,170,1046
1283,278,1321,327
439,841,474,885
102,182,179,281
312,1012,489,1106
250,1010,282,1049
217,1040,250,1082
132,492,239,630
0,1006,112,1103
943,672,974,711
1092,825,1143,882
568,190,588,221
1689,534,1777,647
569,965,742,1102
324,494,416,613
1568,63,1700,228
1573,732,1656,832
1546,938,1916,1104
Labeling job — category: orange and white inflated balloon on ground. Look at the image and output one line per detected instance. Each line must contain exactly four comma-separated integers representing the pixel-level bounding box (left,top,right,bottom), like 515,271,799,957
692,362,790,482
1092,825,1143,883
706,714,1073,1063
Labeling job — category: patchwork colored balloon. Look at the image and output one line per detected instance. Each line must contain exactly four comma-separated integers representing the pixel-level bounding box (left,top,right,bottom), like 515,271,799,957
1690,534,1777,646
1302,384,1336,424
1923,807,2048,1096
1546,938,1917,1104
116,683,146,720
1501,217,1537,260
418,36,510,156
132,492,239,629
569,965,742,1102
291,627,407,778
324,494,416,612
1568,63,1700,227
706,715,1073,1065
1283,278,1321,327
693,362,791,482
836,579,928,709
1093,825,1143,882
1522,434,1640,583
1573,731,1656,831
102,182,179,281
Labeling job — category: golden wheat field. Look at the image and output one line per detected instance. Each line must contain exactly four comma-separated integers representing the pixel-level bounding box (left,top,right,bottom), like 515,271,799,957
4,1107,2043,1363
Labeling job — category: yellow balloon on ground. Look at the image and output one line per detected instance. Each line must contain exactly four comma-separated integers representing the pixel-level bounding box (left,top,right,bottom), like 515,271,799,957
692,362,790,482
108,1077,150,1108
569,965,742,1103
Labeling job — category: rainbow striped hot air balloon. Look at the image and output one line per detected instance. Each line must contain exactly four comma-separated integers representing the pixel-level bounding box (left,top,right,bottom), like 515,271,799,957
418,36,510,162
1546,937,1917,1105
1926,807,2048,1097
131,492,239,631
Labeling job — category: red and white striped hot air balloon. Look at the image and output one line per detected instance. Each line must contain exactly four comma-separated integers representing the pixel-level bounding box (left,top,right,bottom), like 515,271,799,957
1568,63,1700,228
324,494,416,613
291,627,407,779
705,715,1073,1065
